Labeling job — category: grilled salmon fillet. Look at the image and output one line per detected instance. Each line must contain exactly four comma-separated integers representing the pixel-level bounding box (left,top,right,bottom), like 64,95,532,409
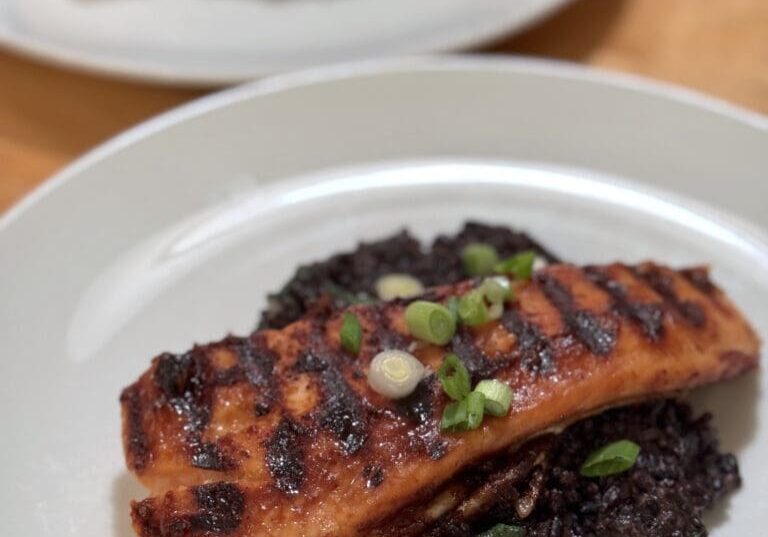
121,263,759,537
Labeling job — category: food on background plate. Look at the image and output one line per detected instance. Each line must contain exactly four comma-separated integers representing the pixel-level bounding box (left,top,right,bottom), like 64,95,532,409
121,223,759,537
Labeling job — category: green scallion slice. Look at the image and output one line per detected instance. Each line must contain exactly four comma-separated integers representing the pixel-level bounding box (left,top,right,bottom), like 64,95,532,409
463,391,486,430
405,300,456,345
474,379,513,417
580,439,641,477
437,353,471,401
340,312,362,355
480,276,512,304
476,523,526,537
457,290,489,326
461,243,500,276
495,250,536,280
446,296,460,324
441,399,468,430
441,391,485,431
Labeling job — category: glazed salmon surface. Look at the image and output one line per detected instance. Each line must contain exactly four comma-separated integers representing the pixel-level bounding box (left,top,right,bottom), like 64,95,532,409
121,263,759,537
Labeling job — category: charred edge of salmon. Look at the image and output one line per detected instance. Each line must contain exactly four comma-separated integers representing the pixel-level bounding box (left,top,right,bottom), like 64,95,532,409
122,333,279,473
132,482,245,537
120,384,150,472
121,263,759,501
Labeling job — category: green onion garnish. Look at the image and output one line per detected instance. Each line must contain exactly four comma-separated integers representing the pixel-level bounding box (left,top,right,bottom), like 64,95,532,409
340,312,362,355
446,296,460,324
473,379,513,417
476,523,526,537
437,353,471,401
463,391,486,430
457,290,490,326
580,439,641,477
405,300,456,345
441,398,468,430
441,391,485,431
368,350,425,399
495,250,536,280
480,276,512,304
375,273,424,300
461,243,499,276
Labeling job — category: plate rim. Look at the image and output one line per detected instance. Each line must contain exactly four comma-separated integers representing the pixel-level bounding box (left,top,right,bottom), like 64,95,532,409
0,0,569,85
2,55,767,234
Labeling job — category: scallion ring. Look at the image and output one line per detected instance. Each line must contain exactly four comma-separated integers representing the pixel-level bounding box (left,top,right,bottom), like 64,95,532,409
375,273,424,301
461,243,499,277
580,439,641,477
405,300,456,345
437,353,471,401
457,290,489,326
367,350,426,399
480,276,512,304
339,312,362,355
474,379,513,417
463,391,486,430
494,250,536,280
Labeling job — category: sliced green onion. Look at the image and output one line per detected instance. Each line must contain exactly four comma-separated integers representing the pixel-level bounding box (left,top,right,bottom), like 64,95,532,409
375,273,424,300
476,523,526,537
487,302,504,321
441,399,468,431
580,439,641,477
441,391,485,431
368,350,425,399
445,296,460,324
474,379,513,417
437,353,471,401
461,243,499,276
480,276,512,304
495,250,536,280
463,391,486,430
457,290,490,326
340,312,362,355
405,300,456,345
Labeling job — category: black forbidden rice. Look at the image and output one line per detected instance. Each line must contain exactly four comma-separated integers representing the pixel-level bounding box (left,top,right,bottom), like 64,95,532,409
257,222,741,537
258,222,560,329
508,400,738,537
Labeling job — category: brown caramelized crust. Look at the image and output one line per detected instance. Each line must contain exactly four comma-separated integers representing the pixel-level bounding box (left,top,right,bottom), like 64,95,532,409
121,263,760,537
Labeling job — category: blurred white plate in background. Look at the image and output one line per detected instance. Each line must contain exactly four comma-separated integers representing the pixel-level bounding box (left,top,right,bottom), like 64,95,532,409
0,0,567,83
0,57,766,536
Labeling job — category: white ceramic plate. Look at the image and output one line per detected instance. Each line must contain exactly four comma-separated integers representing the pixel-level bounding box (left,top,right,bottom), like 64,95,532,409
1,57,767,536
0,0,567,84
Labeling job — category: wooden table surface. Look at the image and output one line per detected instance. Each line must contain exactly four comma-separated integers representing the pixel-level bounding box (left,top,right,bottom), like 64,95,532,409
1,0,766,213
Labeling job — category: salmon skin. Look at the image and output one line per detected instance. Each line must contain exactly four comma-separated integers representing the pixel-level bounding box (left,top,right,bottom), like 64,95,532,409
121,263,759,537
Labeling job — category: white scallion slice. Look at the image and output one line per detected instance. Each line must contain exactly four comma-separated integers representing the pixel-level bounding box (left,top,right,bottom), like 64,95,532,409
375,273,425,301
368,350,426,399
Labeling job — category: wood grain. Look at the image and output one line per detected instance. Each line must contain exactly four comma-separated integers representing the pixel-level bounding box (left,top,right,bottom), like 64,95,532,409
1,0,766,213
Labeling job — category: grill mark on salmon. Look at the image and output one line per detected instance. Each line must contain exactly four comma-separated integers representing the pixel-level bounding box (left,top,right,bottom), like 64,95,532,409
133,482,246,536
584,265,665,342
449,328,508,383
535,272,617,356
265,417,306,495
231,335,279,416
296,351,369,455
634,265,707,327
121,262,760,537
501,309,554,373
